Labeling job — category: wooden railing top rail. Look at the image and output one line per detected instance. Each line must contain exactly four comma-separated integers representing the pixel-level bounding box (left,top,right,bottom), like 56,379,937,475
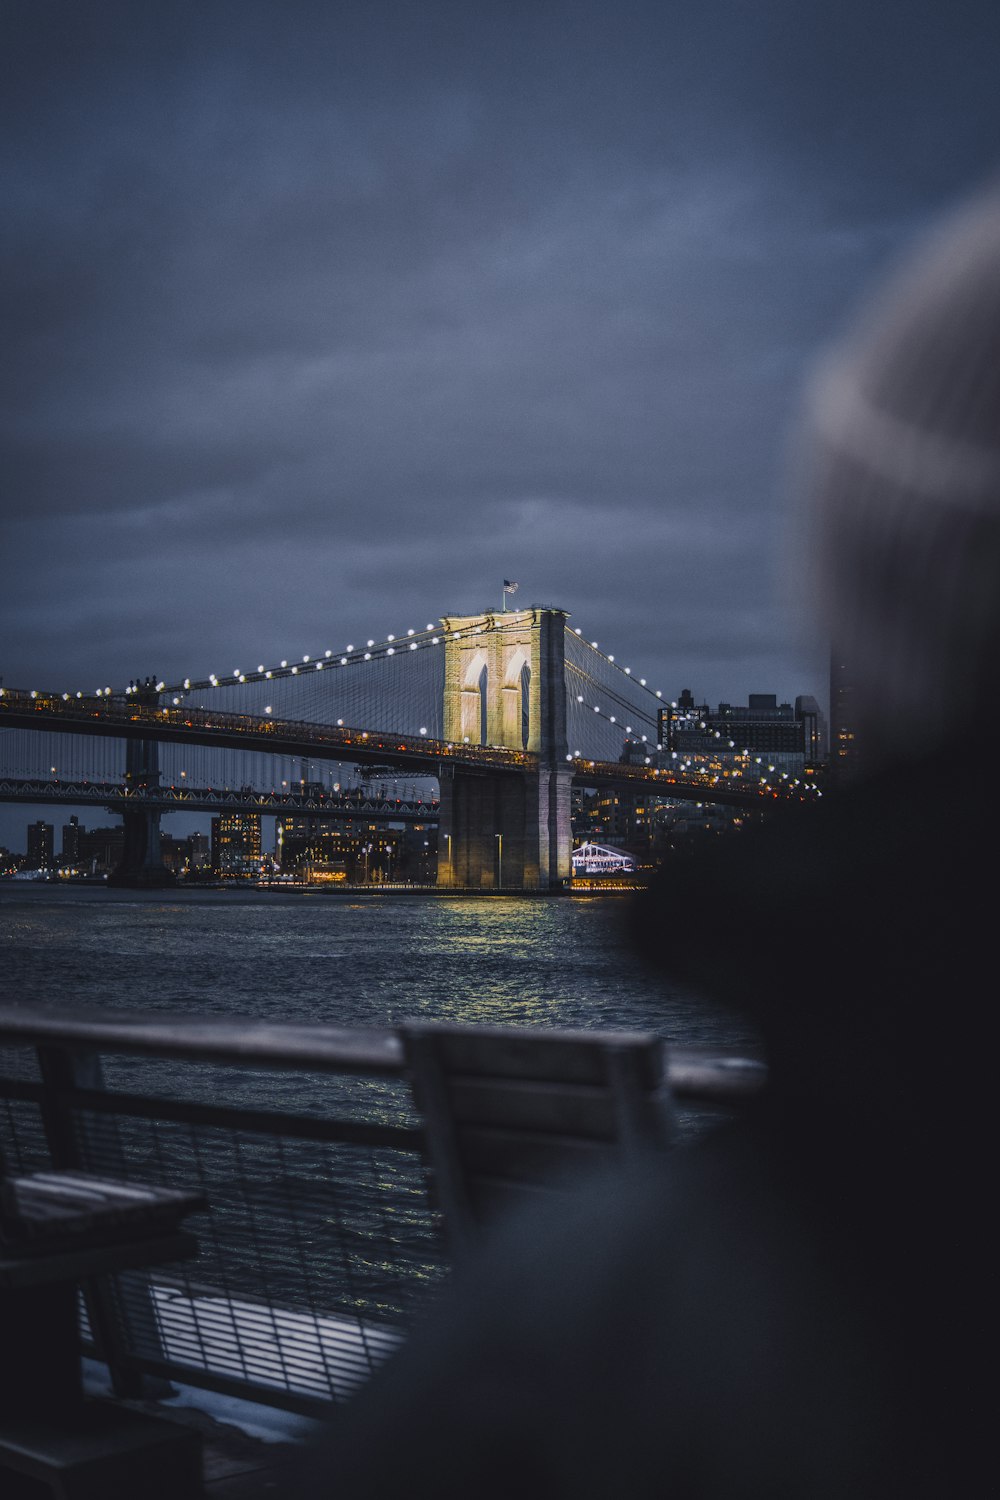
0,1005,766,1100
0,1004,405,1075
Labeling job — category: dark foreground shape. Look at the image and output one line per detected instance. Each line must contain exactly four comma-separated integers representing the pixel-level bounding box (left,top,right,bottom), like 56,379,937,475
1,1158,206,1497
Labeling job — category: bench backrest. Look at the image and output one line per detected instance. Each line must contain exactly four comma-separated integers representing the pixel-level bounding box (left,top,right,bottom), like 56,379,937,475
400,1022,674,1254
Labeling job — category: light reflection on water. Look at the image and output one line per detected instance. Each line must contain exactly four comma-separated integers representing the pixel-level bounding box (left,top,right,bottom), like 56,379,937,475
0,885,756,1053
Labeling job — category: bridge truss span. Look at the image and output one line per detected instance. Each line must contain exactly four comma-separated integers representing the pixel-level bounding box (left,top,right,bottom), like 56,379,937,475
0,777,440,821
0,687,534,777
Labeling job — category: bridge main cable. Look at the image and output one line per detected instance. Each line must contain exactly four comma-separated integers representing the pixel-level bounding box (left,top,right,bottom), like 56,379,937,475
156,622,447,700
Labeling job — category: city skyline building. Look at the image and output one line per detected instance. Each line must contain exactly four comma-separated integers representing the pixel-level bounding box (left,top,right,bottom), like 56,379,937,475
662,692,825,761
212,813,263,879
77,825,124,875
25,820,54,871
187,832,211,872
829,649,860,783
61,815,81,864
649,690,823,784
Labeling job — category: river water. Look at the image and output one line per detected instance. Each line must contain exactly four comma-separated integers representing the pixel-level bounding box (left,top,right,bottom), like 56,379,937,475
0,883,757,1055
0,883,761,1337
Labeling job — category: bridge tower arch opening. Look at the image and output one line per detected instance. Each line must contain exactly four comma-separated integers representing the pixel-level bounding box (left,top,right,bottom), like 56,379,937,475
501,646,532,750
458,651,490,746
439,606,572,890
479,664,489,747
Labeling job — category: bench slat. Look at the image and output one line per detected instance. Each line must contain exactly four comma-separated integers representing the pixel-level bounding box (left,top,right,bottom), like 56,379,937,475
1,1170,207,1257
445,1075,665,1139
423,1027,665,1086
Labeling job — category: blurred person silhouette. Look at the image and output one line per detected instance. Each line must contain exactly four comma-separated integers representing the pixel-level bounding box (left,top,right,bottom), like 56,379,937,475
299,185,998,1498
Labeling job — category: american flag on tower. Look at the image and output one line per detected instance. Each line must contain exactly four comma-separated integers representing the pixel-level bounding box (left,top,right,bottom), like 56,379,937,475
503,580,519,594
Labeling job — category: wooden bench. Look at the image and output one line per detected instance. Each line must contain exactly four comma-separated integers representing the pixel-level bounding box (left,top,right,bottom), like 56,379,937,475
1,1150,207,1498
401,1022,674,1255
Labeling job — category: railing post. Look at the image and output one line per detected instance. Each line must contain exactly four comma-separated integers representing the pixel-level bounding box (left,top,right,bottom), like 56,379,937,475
35,1043,172,1398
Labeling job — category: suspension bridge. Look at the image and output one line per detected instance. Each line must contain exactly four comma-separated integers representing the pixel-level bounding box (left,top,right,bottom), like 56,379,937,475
1,604,820,888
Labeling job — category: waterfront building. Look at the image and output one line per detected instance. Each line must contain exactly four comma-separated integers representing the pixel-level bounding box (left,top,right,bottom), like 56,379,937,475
25,820,54,871
656,802,745,841
61,815,81,864
276,811,435,884
276,813,349,873
77,825,125,875
211,813,263,878
186,831,211,872
158,833,189,874
398,824,437,884
577,790,633,845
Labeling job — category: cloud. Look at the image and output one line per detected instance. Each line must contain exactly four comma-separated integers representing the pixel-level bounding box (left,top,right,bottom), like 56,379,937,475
3,0,1000,723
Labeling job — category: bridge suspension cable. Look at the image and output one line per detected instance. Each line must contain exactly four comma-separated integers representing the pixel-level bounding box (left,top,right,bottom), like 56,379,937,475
147,623,449,747
563,624,671,764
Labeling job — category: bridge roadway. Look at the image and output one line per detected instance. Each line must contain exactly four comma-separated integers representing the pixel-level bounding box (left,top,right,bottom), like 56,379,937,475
0,687,806,808
0,778,440,820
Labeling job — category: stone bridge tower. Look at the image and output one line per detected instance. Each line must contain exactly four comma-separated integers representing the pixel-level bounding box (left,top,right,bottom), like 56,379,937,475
437,606,572,890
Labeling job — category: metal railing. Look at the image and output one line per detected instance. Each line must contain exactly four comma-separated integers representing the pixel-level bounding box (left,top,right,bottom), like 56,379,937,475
0,1005,764,1417
0,1007,443,1416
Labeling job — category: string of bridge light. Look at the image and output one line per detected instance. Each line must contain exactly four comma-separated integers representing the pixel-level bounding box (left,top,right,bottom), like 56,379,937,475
565,691,658,759
564,725,824,792
565,664,660,727
561,726,822,794
46,612,665,705
61,620,456,702
562,628,821,792
562,672,823,795
563,644,663,760
154,622,448,700
563,624,670,706
143,615,669,759
91,617,670,701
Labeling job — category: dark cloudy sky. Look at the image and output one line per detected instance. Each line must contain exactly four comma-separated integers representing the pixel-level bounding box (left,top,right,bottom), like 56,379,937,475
4,0,1000,730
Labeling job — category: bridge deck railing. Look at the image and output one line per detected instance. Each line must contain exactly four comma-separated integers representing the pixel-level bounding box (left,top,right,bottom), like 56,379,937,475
0,1004,764,1419
0,686,536,772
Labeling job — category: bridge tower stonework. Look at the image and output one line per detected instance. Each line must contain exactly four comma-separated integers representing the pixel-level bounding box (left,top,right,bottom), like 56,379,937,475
436,606,572,890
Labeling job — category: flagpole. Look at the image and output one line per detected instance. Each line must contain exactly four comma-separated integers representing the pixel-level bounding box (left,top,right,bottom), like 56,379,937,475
501,583,506,613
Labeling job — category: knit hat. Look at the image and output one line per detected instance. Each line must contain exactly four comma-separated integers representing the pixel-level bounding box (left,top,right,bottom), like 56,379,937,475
798,183,1000,775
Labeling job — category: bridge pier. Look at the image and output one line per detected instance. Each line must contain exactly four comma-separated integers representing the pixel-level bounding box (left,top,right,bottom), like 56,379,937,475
107,801,175,889
437,765,572,890
108,686,175,888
